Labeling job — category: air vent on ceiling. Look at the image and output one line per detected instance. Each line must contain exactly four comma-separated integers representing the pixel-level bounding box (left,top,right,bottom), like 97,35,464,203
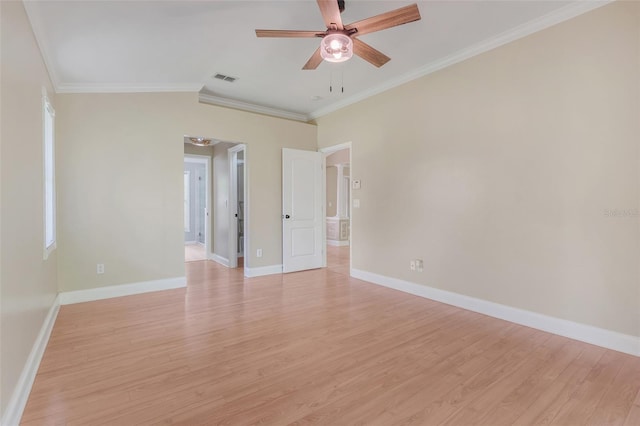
213,73,238,83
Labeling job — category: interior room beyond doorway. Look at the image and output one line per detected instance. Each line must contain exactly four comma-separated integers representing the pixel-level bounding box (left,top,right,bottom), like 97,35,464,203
325,148,350,247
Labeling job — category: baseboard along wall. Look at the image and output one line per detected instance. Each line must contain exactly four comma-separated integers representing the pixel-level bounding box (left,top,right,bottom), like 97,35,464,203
327,240,350,247
3,276,188,425
210,253,230,267
244,264,283,278
2,295,60,426
58,276,187,305
351,268,640,357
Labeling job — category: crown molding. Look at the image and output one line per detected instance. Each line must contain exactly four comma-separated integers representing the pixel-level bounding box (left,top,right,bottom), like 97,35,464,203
308,0,613,120
24,0,611,122
23,1,202,95
23,0,61,89
198,93,310,123
55,83,202,94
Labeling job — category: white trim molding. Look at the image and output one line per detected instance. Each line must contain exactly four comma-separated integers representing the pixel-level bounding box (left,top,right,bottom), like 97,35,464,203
245,264,283,278
199,93,309,123
25,0,611,121
318,142,352,154
227,144,247,269
23,2,60,89
351,269,640,357
1,295,61,426
59,277,186,305
327,240,349,247
308,0,613,120
56,83,201,94
210,253,230,267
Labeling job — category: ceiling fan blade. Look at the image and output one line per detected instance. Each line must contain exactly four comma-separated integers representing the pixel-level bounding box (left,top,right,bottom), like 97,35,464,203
352,38,390,68
302,47,323,70
345,4,421,37
255,30,324,38
316,0,343,30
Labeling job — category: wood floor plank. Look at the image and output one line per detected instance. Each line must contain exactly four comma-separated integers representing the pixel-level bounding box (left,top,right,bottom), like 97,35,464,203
200,311,500,425
548,350,626,425
477,339,584,425
588,354,640,425
20,247,640,425
440,335,574,425
511,345,604,425
623,400,640,426
151,305,477,424
388,327,551,426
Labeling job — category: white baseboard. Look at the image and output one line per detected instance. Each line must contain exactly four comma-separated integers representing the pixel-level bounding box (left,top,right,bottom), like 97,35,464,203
351,269,640,357
210,253,230,267
59,276,186,305
2,295,60,426
245,264,283,278
327,240,350,247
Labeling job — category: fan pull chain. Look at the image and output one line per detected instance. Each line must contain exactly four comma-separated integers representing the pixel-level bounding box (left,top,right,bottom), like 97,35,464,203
329,70,333,93
328,68,345,94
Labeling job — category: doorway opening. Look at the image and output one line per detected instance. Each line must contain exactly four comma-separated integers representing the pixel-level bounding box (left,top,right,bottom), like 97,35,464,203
320,142,352,276
228,144,247,270
184,154,211,262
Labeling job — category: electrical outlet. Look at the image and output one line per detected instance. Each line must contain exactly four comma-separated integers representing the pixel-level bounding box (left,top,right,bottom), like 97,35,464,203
256,248,263,258
416,259,424,272
97,263,105,274
410,260,416,271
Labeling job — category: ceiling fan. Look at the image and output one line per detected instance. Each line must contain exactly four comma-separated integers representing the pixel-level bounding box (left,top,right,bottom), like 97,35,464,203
255,0,421,70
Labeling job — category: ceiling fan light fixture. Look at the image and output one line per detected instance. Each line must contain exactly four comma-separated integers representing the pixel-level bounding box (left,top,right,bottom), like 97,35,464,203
320,33,352,63
189,137,212,146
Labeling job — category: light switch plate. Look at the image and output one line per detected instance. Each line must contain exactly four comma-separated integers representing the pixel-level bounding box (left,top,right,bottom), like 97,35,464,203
352,179,361,190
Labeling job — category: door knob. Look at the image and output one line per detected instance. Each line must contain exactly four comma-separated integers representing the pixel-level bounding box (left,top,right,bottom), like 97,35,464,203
285,214,290,219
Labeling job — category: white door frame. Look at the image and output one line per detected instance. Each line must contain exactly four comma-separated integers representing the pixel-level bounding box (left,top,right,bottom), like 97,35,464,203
318,142,352,269
184,154,211,259
228,144,247,271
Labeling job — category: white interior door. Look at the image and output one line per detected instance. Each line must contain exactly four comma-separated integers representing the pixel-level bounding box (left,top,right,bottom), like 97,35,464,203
282,148,323,273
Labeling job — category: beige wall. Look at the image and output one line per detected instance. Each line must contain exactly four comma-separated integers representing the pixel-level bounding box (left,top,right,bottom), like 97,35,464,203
56,92,316,291
317,2,640,337
0,1,59,416
326,166,338,217
326,148,349,166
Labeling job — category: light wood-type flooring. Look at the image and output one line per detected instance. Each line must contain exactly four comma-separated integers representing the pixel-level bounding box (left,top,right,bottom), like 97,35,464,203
22,246,640,425
185,243,206,262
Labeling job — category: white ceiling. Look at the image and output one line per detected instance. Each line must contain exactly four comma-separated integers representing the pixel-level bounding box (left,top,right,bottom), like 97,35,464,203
25,0,606,121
